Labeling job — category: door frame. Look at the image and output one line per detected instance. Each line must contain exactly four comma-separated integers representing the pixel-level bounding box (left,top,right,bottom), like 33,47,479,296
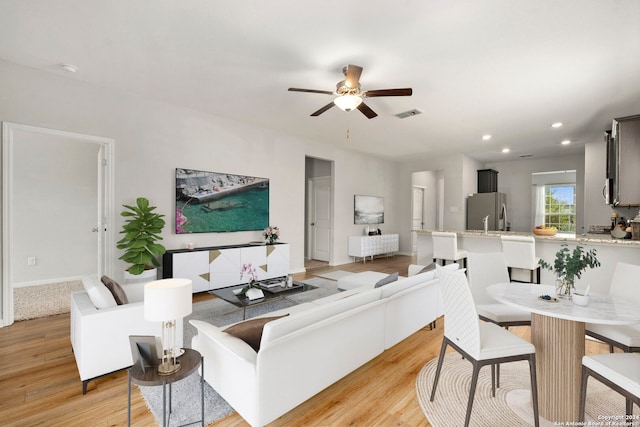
1,122,114,327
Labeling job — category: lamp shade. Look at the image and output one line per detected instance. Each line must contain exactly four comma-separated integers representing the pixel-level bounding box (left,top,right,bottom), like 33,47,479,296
144,278,192,321
333,94,362,112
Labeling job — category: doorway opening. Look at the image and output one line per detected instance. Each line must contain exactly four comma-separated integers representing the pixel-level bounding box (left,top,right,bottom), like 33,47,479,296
1,123,114,326
305,157,334,268
411,170,443,254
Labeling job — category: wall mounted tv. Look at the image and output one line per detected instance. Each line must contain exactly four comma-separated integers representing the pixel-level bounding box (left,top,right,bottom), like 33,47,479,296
354,195,384,224
175,168,269,233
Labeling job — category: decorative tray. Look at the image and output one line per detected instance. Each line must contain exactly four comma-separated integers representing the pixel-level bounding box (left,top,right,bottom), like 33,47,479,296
538,295,559,302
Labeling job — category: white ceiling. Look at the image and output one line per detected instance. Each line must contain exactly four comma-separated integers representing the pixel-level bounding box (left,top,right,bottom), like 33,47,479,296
1,0,639,162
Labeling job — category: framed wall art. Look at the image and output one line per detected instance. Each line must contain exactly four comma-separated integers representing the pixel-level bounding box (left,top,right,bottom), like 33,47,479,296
175,168,269,233
354,195,384,224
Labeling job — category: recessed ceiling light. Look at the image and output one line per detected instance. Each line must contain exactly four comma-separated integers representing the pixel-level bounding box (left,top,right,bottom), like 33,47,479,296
60,63,78,73
551,122,563,128
561,139,571,145
482,134,492,141
502,148,510,153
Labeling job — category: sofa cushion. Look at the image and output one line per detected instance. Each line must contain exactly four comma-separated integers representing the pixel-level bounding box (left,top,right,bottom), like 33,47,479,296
374,272,399,288
260,288,381,348
337,271,389,291
380,273,435,299
101,276,129,305
223,314,289,352
82,276,117,309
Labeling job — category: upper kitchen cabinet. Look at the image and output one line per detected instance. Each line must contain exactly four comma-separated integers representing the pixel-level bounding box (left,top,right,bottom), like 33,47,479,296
608,115,640,206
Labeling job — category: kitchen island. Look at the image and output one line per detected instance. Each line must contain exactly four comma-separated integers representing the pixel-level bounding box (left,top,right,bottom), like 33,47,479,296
416,229,640,294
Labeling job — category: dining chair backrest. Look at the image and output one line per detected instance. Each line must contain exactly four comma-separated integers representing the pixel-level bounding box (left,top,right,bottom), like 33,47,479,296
438,266,481,358
609,262,640,303
467,252,511,305
432,231,459,260
500,235,537,270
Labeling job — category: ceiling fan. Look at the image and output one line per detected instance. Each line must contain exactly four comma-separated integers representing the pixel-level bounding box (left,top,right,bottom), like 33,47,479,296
288,64,412,119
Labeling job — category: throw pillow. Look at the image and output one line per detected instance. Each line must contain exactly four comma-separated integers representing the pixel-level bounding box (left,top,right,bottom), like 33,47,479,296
82,276,117,309
223,314,289,352
101,276,129,305
419,262,437,274
374,272,399,288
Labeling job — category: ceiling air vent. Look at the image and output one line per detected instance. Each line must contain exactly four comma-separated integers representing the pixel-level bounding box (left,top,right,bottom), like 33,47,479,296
395,108,423,119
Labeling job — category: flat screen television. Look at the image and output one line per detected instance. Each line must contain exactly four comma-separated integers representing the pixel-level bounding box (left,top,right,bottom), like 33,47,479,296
175,168,269,233
354,195,384,224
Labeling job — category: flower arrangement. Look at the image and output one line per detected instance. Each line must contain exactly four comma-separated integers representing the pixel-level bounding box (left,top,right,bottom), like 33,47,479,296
538,244,600,298
239,263,259,295
263,225,280,244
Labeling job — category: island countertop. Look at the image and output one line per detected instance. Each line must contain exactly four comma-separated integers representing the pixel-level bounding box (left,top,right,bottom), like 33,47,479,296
415,229,640,247
415,229,640,294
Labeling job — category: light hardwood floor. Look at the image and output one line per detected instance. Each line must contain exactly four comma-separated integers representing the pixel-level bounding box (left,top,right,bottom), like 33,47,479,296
0,255,610,426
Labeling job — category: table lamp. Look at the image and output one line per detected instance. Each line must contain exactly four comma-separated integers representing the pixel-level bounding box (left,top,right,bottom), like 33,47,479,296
144,278,192,375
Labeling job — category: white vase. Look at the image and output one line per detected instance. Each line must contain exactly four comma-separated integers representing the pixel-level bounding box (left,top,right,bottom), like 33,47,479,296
124,267,158,284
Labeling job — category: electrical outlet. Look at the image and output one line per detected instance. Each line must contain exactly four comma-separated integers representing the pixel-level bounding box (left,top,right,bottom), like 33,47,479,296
27,256,36,266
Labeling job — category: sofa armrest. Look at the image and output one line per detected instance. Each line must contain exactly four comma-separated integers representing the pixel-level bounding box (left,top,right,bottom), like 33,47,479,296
70,291,183,382
189,320,257,364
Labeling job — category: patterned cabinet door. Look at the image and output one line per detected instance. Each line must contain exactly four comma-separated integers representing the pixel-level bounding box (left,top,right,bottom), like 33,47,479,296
172,251,210,293
209,248,242,289
239,246,268,281
266,243,289,279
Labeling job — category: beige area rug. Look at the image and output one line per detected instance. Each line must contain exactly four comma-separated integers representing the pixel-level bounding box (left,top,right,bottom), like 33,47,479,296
14,280,83,321
416,353,637,427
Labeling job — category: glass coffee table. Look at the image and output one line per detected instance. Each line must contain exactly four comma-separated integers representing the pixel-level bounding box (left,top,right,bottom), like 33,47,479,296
209,281,316,320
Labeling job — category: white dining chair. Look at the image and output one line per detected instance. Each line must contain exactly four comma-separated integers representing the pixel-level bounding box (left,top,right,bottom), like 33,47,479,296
500,235,541,283
467,252,531,328
430,267,539,427
432,231,468,268
585,262,640,353
579,353,640,420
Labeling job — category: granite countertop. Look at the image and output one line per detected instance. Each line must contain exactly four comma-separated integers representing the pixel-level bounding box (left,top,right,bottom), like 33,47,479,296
415,229,640,247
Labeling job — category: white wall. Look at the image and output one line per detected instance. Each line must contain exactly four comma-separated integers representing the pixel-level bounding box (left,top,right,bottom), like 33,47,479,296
9,128,99,284
0,60,400,298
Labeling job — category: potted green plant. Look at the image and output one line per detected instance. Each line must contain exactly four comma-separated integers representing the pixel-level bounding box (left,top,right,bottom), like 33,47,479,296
538,243,600,298
117,197,166,281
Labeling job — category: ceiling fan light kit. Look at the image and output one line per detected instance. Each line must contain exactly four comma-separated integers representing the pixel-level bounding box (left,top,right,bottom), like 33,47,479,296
288,64,412,119
334,94,362,112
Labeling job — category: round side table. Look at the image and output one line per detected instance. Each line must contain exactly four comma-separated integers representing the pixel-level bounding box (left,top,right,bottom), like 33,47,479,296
127,348,204,427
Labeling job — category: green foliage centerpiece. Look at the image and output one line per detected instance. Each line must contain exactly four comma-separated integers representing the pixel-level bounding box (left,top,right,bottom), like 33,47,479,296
538,244,600,298
117,197,166,275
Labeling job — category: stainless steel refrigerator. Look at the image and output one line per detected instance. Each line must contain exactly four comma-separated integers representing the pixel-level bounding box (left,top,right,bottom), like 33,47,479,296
466,192,507,231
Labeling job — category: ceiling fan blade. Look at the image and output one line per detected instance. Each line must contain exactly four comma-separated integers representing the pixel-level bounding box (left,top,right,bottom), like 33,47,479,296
344,64,363,89
288,88,334,95
357,102,378,119
362,88,413,97
311,102,336,117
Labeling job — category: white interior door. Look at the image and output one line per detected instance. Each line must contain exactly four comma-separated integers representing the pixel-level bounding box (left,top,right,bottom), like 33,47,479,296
310,176,331,262
412,187,424,253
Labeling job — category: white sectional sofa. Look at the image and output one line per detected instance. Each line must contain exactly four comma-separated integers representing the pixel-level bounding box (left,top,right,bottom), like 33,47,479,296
190,264,457,427
70,276,184,394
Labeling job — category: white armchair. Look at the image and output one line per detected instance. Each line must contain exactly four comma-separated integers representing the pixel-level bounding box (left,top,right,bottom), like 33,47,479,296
70,276,184,394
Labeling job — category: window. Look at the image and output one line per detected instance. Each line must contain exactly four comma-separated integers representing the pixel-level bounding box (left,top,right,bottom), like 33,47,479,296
544,184,576,232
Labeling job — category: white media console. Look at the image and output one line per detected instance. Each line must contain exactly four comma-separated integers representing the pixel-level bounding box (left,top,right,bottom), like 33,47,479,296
348,234,399,263
163,242,290,293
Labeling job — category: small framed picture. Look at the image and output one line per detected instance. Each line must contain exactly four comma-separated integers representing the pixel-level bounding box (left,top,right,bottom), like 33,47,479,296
129,335,161,372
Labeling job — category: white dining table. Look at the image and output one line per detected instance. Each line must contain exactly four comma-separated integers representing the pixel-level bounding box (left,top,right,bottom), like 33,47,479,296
486,283,640,423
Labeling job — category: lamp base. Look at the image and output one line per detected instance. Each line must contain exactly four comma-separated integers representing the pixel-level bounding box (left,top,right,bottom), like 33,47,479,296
157,360,181,375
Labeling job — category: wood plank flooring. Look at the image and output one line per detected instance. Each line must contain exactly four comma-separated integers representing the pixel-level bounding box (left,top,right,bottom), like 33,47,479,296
0,255,610,426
